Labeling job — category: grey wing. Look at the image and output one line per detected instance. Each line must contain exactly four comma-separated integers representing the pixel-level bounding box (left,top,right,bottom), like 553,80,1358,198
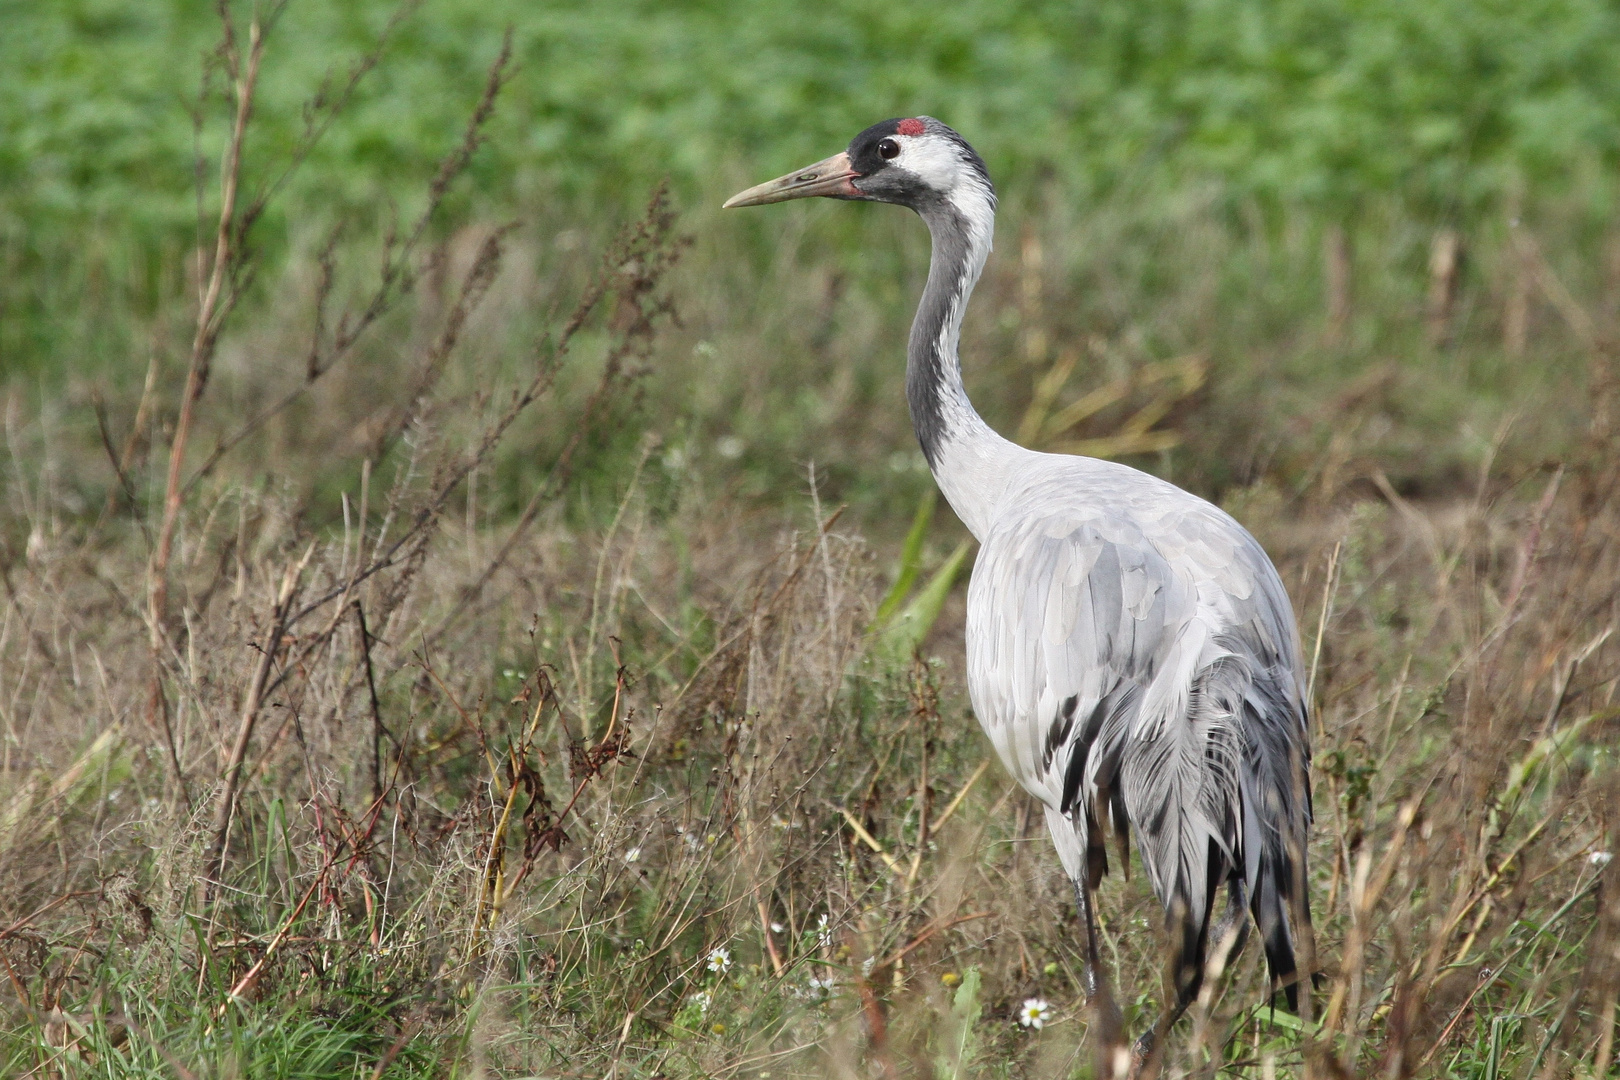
966,514,1186,868
966,506,1311,1004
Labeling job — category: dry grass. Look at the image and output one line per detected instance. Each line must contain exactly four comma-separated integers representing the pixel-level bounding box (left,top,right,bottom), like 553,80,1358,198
6,331,1620,1079
6,8,1620,1080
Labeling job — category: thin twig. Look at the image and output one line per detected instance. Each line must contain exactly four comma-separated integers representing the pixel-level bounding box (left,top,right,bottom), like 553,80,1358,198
182,29,516,496
367,1018,421,1080
1420,873,1601,1068
205,545,313,893
218,852,336,1009
149,5,265,648
930,759,992,832
870,911,993,972
354,600,391,806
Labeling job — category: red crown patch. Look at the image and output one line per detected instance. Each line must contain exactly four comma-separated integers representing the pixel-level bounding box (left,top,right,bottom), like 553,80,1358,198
897,118,926,137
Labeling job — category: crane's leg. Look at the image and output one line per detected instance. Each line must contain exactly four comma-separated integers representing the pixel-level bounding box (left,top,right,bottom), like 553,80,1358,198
1074,877,1127,1075
1129,878,1250,1077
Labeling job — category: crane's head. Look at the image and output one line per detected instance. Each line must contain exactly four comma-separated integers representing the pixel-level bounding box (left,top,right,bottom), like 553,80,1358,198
723,117,995,220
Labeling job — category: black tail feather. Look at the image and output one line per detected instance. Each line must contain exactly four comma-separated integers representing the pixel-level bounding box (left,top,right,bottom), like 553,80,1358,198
1252,856,1302,1011
1164,839,1230,1013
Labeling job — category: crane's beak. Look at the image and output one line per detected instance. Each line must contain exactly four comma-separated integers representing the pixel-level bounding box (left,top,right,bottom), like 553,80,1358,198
723,151,861,208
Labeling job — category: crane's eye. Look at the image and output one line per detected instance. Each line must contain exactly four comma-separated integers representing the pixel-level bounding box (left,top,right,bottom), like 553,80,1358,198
877,138,900,160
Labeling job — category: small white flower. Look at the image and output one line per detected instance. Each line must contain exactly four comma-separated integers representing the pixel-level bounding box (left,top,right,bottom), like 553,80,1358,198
807,973,836,997
860,956,875,976
691,990,713,1014
816,913,833,950
717,435,745,460
1591,850,1613,868
1019,998,1052,1030
770,922,785,933
707,947,732,974
624,847,642,863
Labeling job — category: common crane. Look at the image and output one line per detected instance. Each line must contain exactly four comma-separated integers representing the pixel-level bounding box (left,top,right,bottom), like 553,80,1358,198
725,117,1312,1068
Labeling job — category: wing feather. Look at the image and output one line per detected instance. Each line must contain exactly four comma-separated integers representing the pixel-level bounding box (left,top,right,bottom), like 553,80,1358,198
966,461,1311,1007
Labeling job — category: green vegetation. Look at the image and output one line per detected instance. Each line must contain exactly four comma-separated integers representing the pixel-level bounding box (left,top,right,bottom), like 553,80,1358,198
5,0,1615,513
8,0,1620,220
3,2,1620,1078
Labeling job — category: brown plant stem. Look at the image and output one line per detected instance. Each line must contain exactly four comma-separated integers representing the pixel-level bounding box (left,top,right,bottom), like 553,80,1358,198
205,546,312,895
354,601,390,807
149,7,263,655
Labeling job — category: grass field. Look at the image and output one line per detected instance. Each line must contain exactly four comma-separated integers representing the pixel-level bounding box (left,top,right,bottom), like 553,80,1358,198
3,3,1620,1078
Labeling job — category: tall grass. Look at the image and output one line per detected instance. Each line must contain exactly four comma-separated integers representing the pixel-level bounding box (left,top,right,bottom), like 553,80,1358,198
4,5,1620,1079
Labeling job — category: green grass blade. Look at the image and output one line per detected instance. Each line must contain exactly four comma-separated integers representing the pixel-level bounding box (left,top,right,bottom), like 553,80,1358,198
875,538,971,663
934,966,981,1080
873,489,937,628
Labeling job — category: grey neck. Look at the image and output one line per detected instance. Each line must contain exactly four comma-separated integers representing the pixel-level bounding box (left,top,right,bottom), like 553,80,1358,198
903,193,1024,541
906,197,996,467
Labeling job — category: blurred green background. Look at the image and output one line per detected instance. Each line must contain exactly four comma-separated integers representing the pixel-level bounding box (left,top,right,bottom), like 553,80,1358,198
3,0,1616,517
8,0,1618,234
